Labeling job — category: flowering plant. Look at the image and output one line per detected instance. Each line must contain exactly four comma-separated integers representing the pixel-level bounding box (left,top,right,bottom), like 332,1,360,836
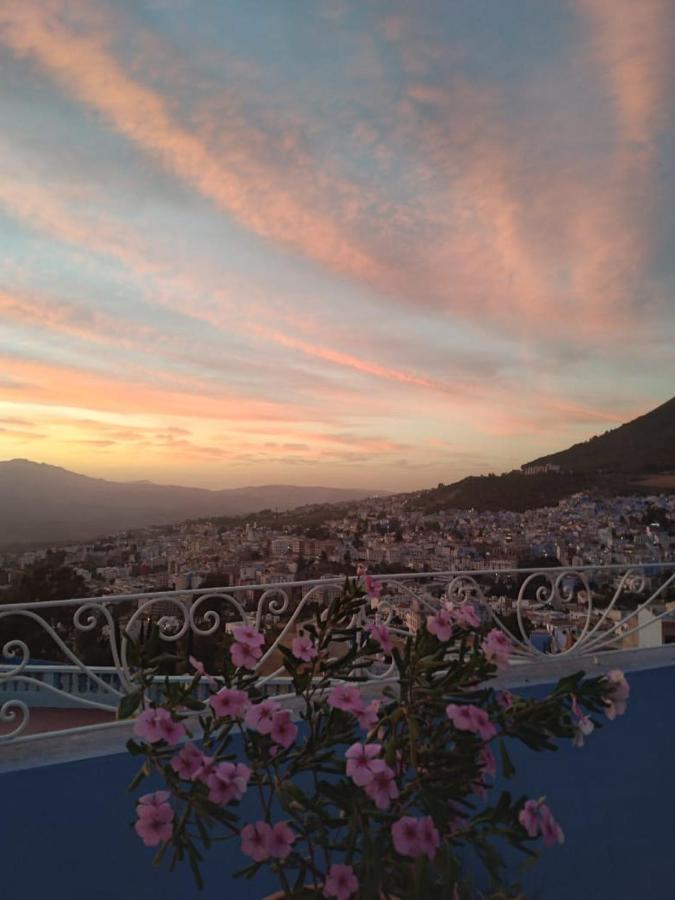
121,576,628,898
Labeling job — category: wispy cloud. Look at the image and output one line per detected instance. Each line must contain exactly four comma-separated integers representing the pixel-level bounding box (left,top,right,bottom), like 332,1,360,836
0,355,313,424
0,427,46,441
0,0,671,488
0,1,382,284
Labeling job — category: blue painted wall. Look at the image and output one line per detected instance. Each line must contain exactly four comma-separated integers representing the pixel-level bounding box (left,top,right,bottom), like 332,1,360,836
2,665,674,899
517,666,675,900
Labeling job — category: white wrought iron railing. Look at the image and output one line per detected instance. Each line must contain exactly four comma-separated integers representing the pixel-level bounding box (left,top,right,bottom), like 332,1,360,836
1,563,673,743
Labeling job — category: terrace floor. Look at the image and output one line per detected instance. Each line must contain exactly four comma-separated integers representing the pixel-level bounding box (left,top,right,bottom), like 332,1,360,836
0,706,114,738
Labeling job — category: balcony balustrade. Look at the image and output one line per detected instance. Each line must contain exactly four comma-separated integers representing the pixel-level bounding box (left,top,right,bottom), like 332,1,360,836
1,562,674,743
2,563,675,899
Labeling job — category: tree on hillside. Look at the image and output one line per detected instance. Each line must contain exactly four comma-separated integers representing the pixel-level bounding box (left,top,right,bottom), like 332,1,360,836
1,559,92,662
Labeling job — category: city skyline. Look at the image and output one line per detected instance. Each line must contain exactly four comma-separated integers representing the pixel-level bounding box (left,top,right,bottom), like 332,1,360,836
1,0,674,491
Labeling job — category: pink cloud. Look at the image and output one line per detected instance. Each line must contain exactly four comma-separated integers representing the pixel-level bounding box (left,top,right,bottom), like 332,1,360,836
0,1,383,285
0,289,157,349
0,0,668,489
251,326,456,393
577,0,672,151
0,355,315,424
2,0,670,353
2,1,668,352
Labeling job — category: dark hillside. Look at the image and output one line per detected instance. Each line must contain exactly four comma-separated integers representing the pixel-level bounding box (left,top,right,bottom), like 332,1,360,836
524,396,675,473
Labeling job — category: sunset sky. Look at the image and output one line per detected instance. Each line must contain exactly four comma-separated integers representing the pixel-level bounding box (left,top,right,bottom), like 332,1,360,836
0,0,673,491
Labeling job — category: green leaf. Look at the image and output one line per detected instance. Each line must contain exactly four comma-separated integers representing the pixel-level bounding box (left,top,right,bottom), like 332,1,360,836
202,806,239,824
118,689,143,720
123,635,140,668
187,846,204,890
494,790,512,818
181,697,206,711
293,865,309,893
127,762,148,792
148,652,181,666
233,861,263,880
152,838,170,868
498,739,516,779
282,780,308,804
195,816,211,849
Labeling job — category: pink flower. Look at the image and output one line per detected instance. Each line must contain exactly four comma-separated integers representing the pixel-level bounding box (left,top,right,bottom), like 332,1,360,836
540,805,565,847
209,687,249,719
427,608,453,642
138,790,171,807
291,634,318,662
133,707,186,746
134,811,174,848
572,717,594,748
229,625,265,670
392,816,421,857
233,625,265,649
497,690,514,710
469,708,496,741
603,669,630,720
571,695,595,748
267,821,296,859
364,575,382,599
447,602,480,629
369,623,394,653
518,799,541,837
188,655,217,688
418,816,441,860
482,629,512,668
241,821,272,862
192,753,217,784
446,703,497,741
245,698,280,734
363,760,399,809
328,684,364,714
206,761,251,805
189,655,206,675
270,709,298,749
355,699,380,731
159,717,186,746
345,742,382,786
518,799,564,846
134,792,174,847
230,641,262,670
324,863,359,900
170,742,203,780
133,708,163,743
479,744,497,779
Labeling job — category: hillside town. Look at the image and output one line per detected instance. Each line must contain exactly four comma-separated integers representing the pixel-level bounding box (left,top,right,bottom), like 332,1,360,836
2,491,673,598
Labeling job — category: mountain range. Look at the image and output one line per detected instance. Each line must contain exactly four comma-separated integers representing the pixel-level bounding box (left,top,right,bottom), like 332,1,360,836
524,395,675,474
1,395,673,546
407,395,675,514
0,460,385,547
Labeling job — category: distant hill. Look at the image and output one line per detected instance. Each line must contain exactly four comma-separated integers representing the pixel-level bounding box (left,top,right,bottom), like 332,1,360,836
405,470,636,514
0,460,386,547
408,395,675,514
524,395,675,473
